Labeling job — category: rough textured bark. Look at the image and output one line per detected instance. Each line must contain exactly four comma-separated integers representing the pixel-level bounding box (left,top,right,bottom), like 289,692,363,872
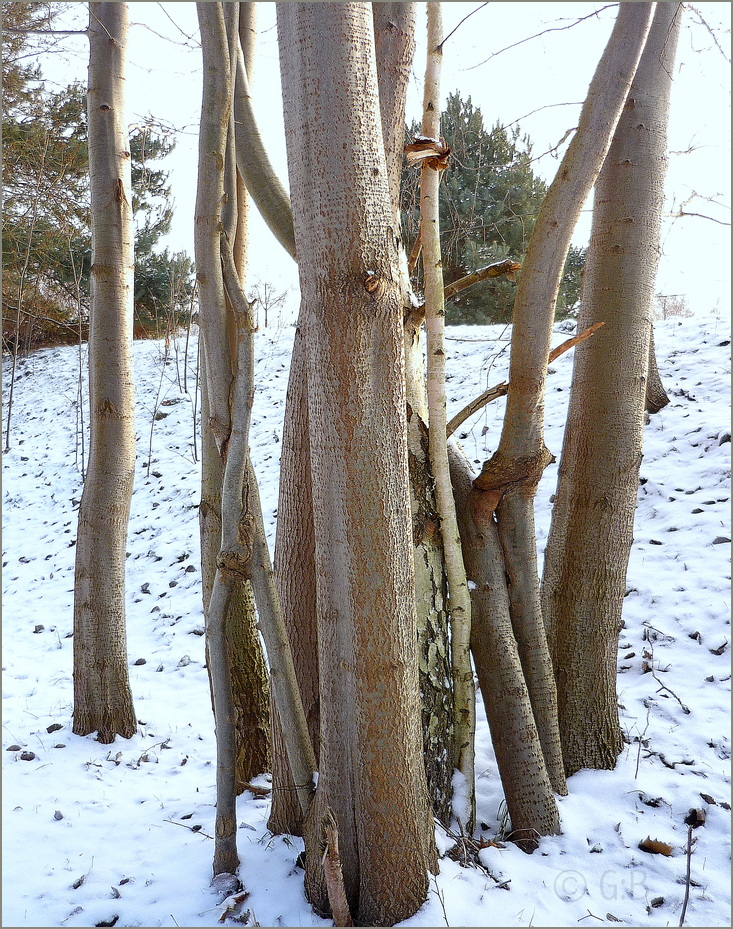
543,3,681,777
474,2,655,798
450,442,559,847
268,330,320,836
278,6,436,924
419,2,475,829
72,1,136,745
374,0,454,825
645,322,670,413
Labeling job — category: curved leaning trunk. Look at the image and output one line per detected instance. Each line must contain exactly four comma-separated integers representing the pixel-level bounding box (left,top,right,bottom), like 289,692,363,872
450,442,559,847
73,1,136,745
542,3,682,777
473,2,656,797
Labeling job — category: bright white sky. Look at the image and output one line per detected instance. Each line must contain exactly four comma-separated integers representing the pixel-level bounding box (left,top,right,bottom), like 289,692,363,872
42,2,731,321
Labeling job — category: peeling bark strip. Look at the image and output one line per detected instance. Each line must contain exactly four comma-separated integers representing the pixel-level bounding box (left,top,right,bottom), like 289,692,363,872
443,259,522,299
321,808,353,927
72,1,136,745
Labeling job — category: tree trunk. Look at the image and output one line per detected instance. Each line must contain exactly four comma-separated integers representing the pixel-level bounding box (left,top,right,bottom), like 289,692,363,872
450,442,559,847
278,6,436,924
267,329,320,836
72,1,136,745
420,3,475,830
542,3,682,777
194,0,239,877
374,0,455,826
473,2,655,799
645,322,670,413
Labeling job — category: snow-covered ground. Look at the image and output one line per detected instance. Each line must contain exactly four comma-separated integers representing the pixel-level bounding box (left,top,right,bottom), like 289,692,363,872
2,314,730,928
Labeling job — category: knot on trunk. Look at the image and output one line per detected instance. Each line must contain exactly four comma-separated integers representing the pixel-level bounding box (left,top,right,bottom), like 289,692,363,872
473,447,555,497
216,547,251,581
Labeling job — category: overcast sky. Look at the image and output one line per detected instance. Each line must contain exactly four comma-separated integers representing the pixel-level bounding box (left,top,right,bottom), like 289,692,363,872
42,2,731,321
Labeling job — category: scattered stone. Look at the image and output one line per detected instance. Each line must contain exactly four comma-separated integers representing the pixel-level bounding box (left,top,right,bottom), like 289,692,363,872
46,723,63,733
54,810,64,821
95,916,119,927
72,875,85,889
33,624,44,633
718,431,731,445
19,751,36,761
712,536,731,545
133,658,146,666
177,655,191,668
6,744,22,752
54,744,66,749
709,641,728,656
211,872,241,898
140,582,150,594
699,793,717,805
688,631,702,642
650,897,665,908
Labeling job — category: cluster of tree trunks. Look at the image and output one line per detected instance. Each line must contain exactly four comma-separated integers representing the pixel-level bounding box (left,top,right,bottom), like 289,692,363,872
71,2,681,924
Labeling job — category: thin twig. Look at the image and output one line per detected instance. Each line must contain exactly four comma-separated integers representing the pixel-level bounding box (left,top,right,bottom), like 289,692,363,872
163,819,214,840
679,824,694,927
634,708,651,780
446,322,604,437
437,2,489,51
650,667,691,714
465,5,617,71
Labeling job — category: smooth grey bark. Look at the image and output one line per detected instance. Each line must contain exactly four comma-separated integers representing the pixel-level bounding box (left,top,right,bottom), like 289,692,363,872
542,3,682,777
278,5,436,924
473,2,655,799
72,1,136,745
199,5,271,796
196,4,316,874
194,0,239,877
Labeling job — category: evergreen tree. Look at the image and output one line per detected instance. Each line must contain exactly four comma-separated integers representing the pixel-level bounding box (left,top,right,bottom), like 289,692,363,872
1,3,193,351
401,91,584,324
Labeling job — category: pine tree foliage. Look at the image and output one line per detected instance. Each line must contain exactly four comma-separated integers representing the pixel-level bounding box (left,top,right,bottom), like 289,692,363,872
1,2,193,351
401,91,585,324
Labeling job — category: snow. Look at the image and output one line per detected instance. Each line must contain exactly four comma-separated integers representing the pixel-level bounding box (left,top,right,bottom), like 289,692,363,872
2,313,730,928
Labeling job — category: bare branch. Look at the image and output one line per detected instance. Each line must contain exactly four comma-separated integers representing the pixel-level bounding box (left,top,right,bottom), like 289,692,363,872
465,5,617,71
444,258,522,300
672,211,731,226
685,4,731,63
437,3,490,51
1,26,88,35
446,322,605,438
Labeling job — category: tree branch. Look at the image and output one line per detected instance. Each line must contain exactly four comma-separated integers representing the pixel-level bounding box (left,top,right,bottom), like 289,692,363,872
446,322,605,438
444,258,522,300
